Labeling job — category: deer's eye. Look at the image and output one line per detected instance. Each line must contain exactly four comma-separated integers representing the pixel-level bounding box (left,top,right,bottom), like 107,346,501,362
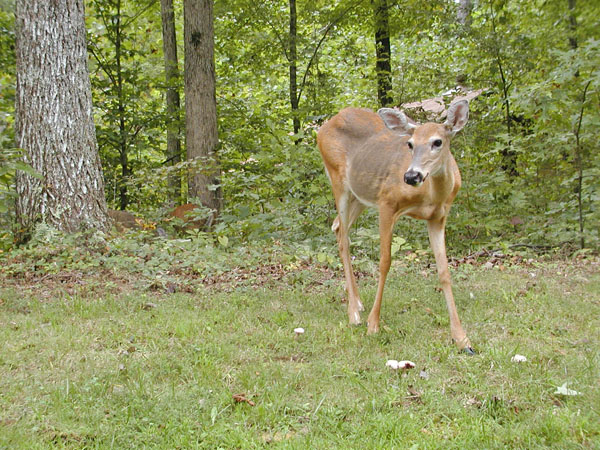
433,139,443,147
407,142,413,150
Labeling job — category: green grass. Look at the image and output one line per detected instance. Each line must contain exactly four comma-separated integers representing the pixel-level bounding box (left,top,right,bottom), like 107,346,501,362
1,252,599,449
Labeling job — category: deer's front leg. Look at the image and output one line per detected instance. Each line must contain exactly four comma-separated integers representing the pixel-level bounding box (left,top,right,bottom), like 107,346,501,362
427,217,474,352
367,206,395,334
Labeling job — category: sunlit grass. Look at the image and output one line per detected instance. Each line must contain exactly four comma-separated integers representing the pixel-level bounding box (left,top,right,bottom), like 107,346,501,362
1,257,598,448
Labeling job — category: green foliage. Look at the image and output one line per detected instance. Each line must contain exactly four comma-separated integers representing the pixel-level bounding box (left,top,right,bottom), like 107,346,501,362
87,0,169,210
1,0,599,252
0,0,15,237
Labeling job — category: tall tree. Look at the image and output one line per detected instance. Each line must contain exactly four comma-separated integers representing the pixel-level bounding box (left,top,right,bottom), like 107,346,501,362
372,0,392,107
14,0,109,234
184,0,221,218
457,0,472,27
289,0,300,136
88,0,163,211
487,0,518,178
282,0,361,135
160,0,183,203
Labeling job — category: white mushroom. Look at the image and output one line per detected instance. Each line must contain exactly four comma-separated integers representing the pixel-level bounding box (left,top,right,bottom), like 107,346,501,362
386,360,400,370
398,360,416,370
386,360,416,370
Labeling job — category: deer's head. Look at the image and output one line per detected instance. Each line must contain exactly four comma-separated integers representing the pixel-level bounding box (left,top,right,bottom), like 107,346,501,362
378,100,469,187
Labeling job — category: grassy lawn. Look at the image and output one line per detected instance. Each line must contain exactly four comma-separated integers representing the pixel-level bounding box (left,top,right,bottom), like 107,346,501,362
1,247,599,449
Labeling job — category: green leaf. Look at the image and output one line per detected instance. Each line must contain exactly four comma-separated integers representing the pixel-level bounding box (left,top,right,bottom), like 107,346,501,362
217,235,229,248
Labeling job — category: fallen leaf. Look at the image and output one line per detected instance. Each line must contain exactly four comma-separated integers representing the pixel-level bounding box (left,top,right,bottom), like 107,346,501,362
407,385,421,397
511,354,527,363
404,385,423,404
465,397,482,408
262,431,295,443
554,383,581,396
233,393,256,406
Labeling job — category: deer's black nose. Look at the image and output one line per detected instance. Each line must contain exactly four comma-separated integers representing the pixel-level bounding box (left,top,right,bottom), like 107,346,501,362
404,170,423,186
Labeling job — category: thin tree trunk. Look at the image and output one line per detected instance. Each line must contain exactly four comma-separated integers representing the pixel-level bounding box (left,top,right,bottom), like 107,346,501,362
113,0,130,211
160,0,183,204
15,0,109,234
489,2,517,178
183,0,221,218
570,0,586,249
372,0,392,107
289,0,300,136
457,0,473,27
567,0,578,52
573,81,590,249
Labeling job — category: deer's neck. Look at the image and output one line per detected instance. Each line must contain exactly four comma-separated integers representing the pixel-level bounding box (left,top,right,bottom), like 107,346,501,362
428,152,457,204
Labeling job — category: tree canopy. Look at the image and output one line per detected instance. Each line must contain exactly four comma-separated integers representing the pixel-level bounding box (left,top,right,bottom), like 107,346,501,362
0,0,598,252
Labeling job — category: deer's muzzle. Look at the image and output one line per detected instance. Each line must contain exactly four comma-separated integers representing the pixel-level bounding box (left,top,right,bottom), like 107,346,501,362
404,170,424,186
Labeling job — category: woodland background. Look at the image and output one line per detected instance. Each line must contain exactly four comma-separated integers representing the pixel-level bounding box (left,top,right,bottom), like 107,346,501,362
0,3,599,446
0,0,599,254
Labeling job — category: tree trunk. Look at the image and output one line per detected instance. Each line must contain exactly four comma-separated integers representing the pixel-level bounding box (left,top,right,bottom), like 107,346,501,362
567,0,577,52
569,0,586,249
160,0,183,204
15,0,109,234
372,0,393,108
288,0,300,136
573,80,590,249
489,2,517,178
183,0,221,218
114,0,130,211
457,0,473,27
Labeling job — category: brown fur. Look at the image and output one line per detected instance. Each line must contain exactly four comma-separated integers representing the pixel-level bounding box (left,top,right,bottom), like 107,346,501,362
317,103,472,350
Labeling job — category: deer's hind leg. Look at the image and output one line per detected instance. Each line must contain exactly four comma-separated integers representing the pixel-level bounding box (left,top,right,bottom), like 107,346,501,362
329,176,366,324
333,192,366,319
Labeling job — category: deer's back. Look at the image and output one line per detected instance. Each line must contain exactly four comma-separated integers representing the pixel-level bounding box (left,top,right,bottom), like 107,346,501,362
317,108,387,173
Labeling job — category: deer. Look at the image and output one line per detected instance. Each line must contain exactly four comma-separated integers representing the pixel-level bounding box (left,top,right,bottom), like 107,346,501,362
317,100,474,354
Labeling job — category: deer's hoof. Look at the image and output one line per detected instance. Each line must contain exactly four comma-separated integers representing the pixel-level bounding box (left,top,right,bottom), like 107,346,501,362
366,323,379,335
461,346,477,356
348,310,361,326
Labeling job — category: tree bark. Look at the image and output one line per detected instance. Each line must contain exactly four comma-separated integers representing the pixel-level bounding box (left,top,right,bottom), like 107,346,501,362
457,0,473,27
184,0,221,218
372,0,393,108
160,0,183,204
15,0,109,234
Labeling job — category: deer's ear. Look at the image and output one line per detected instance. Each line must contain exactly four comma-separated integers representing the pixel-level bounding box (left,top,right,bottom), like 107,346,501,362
378,108,416,136
445,100,469,135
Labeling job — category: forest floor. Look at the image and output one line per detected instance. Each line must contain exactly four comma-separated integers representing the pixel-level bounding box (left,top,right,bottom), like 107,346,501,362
0,235,599,449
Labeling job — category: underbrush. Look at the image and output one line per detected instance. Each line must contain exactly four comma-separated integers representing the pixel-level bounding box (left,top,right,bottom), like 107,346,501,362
1,225,599,448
